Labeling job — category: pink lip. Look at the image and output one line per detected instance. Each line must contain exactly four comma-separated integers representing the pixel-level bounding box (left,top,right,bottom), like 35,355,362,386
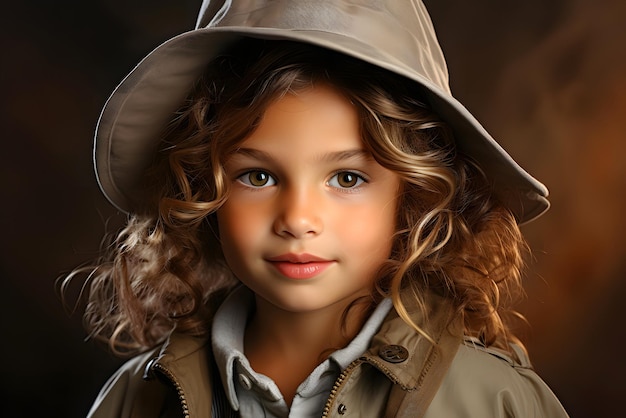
266,253,334,279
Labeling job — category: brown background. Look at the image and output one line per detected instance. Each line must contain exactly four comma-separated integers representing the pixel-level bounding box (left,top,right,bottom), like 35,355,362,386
1,0,624,417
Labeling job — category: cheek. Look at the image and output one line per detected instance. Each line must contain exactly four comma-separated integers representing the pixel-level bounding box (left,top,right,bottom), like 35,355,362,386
334,203,397,255
217,203,262,258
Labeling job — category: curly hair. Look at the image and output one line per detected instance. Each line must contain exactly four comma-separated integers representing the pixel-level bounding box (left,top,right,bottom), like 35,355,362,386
65,39,528,356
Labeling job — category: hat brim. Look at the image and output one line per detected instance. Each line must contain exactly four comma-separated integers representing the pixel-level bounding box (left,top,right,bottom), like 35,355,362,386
95,27,549,224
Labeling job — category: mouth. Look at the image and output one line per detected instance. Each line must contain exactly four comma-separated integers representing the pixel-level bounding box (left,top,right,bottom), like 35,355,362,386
266,253,335,279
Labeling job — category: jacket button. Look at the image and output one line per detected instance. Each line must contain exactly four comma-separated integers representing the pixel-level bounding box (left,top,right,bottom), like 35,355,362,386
379,344,409,363
338,404,347,415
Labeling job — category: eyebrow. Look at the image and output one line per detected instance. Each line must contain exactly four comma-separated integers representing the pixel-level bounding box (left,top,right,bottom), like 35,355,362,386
232,147,373,163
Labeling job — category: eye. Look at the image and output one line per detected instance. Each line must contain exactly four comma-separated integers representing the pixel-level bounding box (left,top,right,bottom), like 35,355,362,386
237,170,276,188
328,171,366,189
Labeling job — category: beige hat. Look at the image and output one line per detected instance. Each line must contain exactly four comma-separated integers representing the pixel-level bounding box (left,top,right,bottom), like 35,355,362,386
94,0,549,224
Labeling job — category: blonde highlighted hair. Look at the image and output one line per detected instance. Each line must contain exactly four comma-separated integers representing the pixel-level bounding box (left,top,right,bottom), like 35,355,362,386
65,39,528,355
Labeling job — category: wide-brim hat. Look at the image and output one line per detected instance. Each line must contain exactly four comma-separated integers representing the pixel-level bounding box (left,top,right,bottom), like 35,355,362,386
94,0,549,224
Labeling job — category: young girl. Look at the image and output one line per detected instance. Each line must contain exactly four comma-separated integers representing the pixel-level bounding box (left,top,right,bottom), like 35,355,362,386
73,1,569,417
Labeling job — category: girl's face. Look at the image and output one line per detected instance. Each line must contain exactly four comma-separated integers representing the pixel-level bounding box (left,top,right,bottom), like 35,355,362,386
217,84,401,315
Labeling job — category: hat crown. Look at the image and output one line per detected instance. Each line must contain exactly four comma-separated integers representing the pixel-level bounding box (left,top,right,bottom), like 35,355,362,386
195,0,450,94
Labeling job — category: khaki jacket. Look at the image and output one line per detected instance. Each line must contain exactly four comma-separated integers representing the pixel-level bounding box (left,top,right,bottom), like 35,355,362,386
87,294,568,418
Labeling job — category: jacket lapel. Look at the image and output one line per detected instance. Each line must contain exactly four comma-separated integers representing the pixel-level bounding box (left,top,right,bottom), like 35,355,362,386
363,293,463,417
147,333,214,417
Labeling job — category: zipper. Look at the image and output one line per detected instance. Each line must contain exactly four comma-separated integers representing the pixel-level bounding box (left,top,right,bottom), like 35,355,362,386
321,356,409,417
321,358,362,417
152,362,191,418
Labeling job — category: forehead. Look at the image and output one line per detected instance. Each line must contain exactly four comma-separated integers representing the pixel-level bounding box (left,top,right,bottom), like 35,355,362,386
239,83,363,153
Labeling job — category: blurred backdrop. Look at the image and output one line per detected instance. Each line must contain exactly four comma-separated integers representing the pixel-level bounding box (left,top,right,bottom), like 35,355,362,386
1,0,624,416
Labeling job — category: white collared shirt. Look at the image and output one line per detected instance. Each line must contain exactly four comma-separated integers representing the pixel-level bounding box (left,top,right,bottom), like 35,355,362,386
211,286,393,418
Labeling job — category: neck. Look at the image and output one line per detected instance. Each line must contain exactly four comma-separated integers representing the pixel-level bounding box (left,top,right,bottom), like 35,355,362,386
243,295,373,405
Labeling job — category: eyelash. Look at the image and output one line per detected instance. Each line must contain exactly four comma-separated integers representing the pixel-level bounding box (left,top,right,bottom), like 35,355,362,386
235,170,368,191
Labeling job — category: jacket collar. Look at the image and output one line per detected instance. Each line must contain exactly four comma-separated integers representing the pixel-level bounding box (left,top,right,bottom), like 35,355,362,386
145,287,238,416
362,292,463,390
149,333,213,416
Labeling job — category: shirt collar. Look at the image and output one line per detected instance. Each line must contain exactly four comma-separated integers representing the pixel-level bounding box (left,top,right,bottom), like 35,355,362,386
211,285,254,410
328,297,392,370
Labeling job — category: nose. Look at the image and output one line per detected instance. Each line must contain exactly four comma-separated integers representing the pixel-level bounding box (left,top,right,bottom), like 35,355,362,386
273,186,323,239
